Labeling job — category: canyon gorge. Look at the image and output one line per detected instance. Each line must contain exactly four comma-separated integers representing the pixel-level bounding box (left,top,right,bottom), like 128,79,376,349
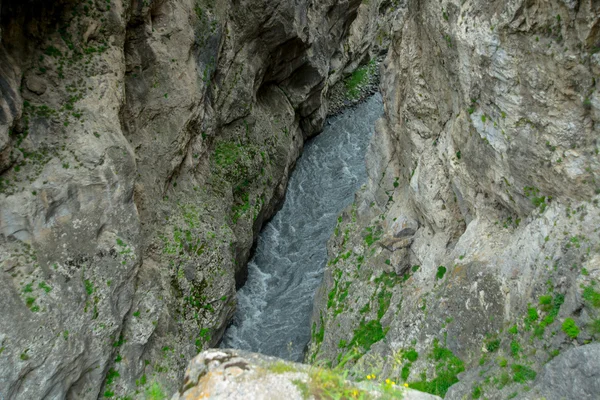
0,0,599,399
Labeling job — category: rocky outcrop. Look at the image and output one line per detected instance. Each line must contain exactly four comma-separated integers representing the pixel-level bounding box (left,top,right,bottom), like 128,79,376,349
171,348,441,400
0,0,395,398
309,0,600,399
448,343,600,400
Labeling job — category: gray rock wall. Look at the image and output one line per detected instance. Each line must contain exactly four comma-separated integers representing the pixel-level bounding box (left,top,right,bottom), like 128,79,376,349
0,0,392,398
309,1,600,399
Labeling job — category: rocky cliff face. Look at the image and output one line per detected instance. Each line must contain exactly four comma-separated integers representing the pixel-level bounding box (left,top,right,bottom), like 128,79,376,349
0,0,393,398
309,0,600,398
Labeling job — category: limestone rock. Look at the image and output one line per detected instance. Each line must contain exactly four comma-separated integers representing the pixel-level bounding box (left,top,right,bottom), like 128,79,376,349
309,1,600,399
0,0,392,397
171,348,442,400
528,343,600,400
390,216,417,239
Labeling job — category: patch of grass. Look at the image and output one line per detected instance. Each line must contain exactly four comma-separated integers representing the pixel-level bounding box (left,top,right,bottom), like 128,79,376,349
292,379,310,398
401,363,411,381
583,285,600,308
38,281,52,293
364,226,382,247
105,368,120,386
304,367,373,399
349,320,387,352
510,340,520,358
409,339,464,397
589,319,600,336
344,59,376,99
472,385,483,399
539,294,564,328
511,364,536,383
526,307,539,323
539,295,552,308
145,381,166,400
84,280,94,295
562,318,580,339
268,361,298,374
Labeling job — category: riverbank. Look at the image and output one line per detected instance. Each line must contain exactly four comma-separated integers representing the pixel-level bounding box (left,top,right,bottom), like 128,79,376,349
327,56,384,117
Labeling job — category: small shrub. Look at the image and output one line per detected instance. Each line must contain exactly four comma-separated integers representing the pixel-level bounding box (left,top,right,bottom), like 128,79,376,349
436,266,447,280
404,348,419,362
485,339,500,353
562,318,580,339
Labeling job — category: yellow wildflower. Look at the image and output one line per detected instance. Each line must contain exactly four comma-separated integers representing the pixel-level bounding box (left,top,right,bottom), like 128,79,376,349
386,379,391,384
404,383,409,388
366,375,372,380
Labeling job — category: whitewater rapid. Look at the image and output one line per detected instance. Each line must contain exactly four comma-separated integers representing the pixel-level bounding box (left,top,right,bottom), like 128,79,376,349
221,94,383,361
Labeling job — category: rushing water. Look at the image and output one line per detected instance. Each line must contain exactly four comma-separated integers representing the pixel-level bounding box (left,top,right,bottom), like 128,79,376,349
221,94,383,361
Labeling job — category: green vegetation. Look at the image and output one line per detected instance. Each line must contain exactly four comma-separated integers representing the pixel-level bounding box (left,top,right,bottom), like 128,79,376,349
105,368,120,386
213,142,246,168
292,366,404,400
539,295,552,308
364,226,382,247
510,340,520,358
409,339,464,397
145,381,166,400
589,319,600,336
562,318,580,339
404,348,419,362
349,320,387,352
525,306,538,324
511,364,536,383
344,59,376,99
540,293,564,327
485,338,500,353
583,285,600,308
523,186,549,212
268,361,298,374
84,279,94,295
436,266,447,280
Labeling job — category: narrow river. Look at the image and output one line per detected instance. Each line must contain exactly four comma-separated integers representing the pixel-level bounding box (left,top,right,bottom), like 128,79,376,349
221,94,383,361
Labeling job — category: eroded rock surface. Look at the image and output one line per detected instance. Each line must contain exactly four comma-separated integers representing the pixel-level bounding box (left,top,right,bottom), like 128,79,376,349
171,348,441,400
309,1,600,399
0,0,396,398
